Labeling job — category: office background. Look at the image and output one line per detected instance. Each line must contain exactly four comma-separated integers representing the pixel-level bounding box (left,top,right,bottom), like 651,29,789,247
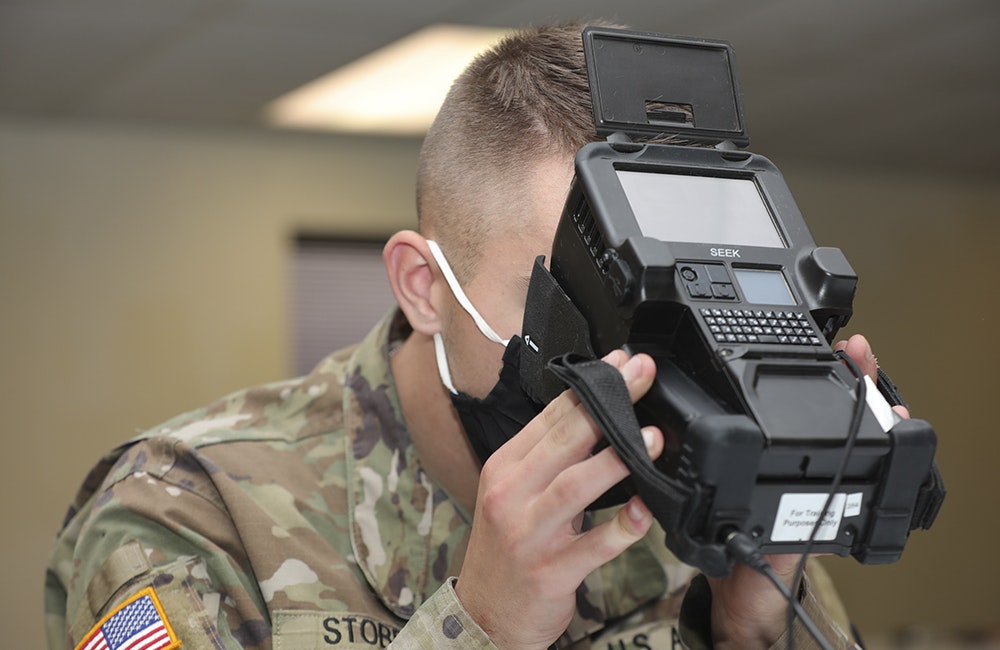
2,1,998,647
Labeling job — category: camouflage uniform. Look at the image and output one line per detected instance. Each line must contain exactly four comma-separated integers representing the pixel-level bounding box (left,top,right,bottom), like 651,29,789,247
45,310,858,649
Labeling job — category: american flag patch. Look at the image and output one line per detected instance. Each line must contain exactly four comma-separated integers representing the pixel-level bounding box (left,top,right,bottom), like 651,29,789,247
75,587,180,650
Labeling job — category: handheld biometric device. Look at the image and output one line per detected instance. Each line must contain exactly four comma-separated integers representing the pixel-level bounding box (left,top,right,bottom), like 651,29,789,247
519,27,945,578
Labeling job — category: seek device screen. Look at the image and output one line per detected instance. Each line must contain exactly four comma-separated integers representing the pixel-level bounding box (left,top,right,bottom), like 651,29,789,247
616,170,785,249
733,268,795,305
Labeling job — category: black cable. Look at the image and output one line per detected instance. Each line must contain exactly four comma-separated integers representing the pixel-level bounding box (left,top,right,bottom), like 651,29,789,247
724,531,835,650
786,350,868,649
763,563,835,650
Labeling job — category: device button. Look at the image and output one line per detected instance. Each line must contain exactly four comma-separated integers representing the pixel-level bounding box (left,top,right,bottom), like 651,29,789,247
712,283,736,299
705,264,732,284
686,281,712,298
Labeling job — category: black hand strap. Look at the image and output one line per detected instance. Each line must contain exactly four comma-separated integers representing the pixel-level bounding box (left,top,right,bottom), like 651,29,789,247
876,367,907,409
546,353,689,531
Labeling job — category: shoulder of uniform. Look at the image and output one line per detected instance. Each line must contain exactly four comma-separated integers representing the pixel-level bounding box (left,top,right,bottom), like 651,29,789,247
147,347,356,450
54,347,357,535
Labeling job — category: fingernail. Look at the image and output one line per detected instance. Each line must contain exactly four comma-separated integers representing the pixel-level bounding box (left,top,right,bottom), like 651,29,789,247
622,355,642,382
641,427,655,452
627,498,648,524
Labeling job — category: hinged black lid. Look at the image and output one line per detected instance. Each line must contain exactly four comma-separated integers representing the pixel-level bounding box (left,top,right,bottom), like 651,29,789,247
582,26,749,147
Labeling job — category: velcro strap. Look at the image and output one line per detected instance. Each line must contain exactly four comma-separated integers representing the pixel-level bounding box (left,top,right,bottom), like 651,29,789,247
876,367,907,408
546,354,688,529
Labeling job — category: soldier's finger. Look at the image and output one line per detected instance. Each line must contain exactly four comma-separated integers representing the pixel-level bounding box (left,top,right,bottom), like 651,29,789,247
515,353,656,491
493,349,630,466
833,333,878,381
533,426,663,533
566,495,654,570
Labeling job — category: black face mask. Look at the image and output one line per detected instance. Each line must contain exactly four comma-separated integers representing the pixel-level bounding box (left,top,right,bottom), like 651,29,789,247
448,336,544,465
425,238,547,465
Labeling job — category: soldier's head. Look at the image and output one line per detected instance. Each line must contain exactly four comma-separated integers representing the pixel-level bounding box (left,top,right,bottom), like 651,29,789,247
415,22,604,283
388,22,618,400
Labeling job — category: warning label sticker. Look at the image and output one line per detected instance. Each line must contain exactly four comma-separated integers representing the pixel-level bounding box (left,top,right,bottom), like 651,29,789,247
771,492,863,542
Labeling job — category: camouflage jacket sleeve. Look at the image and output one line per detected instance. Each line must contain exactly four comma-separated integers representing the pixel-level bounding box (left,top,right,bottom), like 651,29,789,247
388,578,497,648
46,436,277,649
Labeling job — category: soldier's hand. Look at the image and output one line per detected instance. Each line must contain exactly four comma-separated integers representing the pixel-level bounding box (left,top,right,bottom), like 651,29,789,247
454,350,663,650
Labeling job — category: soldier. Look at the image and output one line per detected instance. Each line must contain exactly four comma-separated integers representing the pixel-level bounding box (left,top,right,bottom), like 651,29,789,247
46,22,894,650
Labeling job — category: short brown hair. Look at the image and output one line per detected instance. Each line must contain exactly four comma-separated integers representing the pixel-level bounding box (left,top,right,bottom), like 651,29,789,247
416,22,612,280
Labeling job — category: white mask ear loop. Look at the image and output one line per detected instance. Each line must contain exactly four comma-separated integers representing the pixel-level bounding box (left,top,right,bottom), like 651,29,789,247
433,332,458,395
426,240,510,347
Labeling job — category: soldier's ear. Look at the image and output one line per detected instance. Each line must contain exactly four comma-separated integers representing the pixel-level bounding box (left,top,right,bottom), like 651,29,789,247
383,230,444,336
